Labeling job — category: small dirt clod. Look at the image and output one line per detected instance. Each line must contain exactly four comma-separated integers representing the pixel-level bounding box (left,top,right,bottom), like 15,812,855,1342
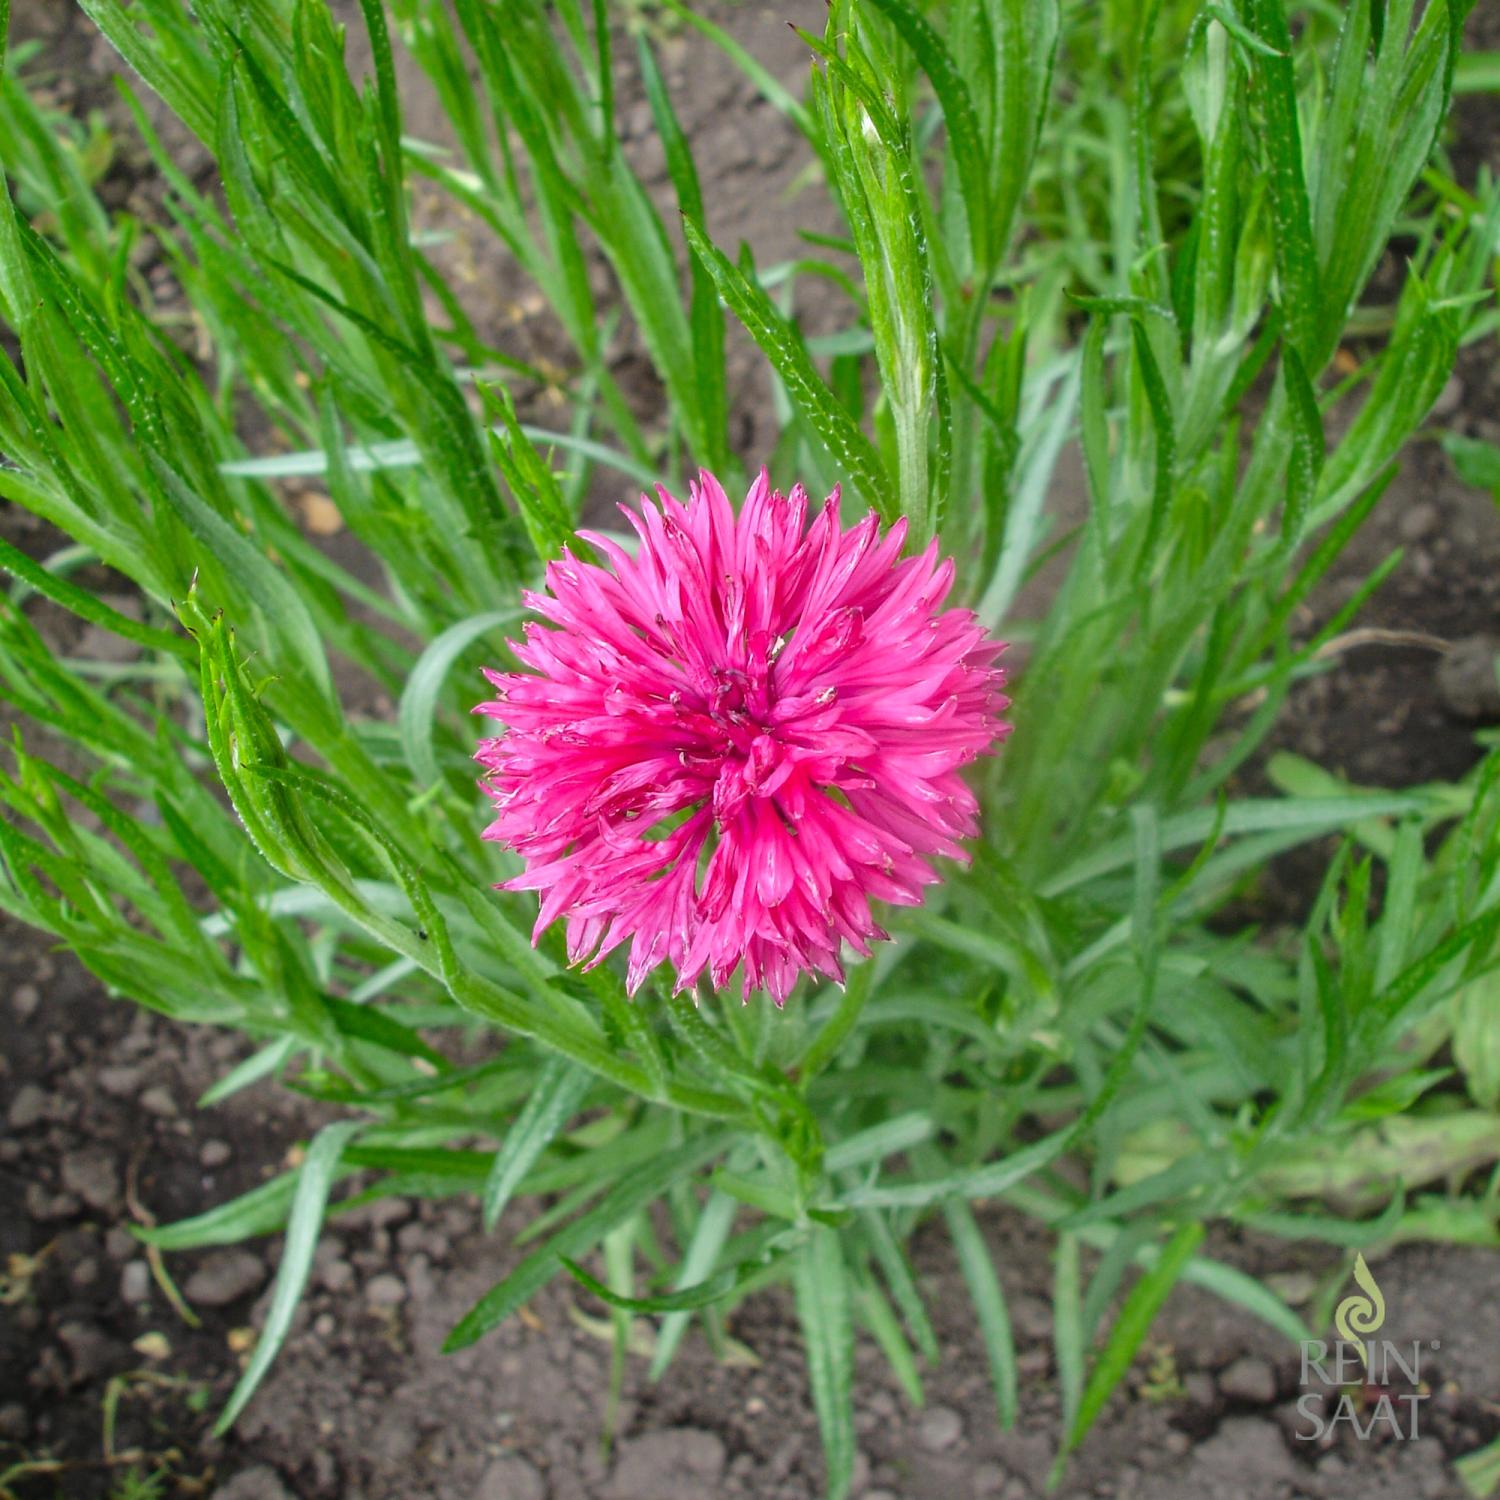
60,1146,120,1211
1438,634,1500,721
210,1465,297,1500
477,1453,547,1500
184,1249,267,1308
1216,1356,1279,1406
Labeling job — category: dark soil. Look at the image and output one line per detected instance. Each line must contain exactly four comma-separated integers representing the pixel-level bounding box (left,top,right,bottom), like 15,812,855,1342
5,923,1499,1500
3,4,1500,1500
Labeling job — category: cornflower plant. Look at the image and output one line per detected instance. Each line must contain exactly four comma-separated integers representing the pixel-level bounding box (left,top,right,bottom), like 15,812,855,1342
0,0,1497,1493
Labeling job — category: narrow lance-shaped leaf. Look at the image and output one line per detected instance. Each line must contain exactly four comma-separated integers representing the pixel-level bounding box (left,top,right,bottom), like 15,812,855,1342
681,215,897,523
794,1224,856,1500
213,1120,363,1433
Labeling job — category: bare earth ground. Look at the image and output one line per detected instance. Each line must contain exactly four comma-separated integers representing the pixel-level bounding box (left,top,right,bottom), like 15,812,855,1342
3,4,1500,1498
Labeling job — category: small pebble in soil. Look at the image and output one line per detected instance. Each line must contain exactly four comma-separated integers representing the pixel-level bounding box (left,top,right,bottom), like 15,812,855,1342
1439,634,1500,721
971,1463,1010,1495
477,1453,546,1500
12,982,39,1019
1010,1293,1052,1342
1217,1355,1278,1405
605,1429,726,1500
319,1257,354,1293
97,1064,146,1097
120,1260,150,1303
404,1251,436,1302
918,1404,964,1451
1192,1416,1299,1481
350,1197,411,1231
60,1147,120,1211
209,1465,296,1500
201,1138,233,1167
848,1450,871,1494
7,1083,48,1130
1399,501,1439,542
56,1321,113,1384
140,1084,178,1116
184,1249,266,1307
25,1184,80,1222
364,1273,408,1307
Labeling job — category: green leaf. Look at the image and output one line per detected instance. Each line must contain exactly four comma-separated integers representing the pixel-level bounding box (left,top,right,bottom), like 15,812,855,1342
399,609,519,790
944,1198,1018,1428
1129,317,1177,577
1060,1221,1204,1462
825,1113,934,1174
0,535,194,664
1245,0,1320,359
1043,792,1431,898
863,0,989,266
1053,1231,1083,1441
1452,970,1500,1109
1444,432,1500,497
198,1037,299,1108
446,1129,733,1350
152,460,335,705
857,1206,939,1364
1239,1191,1406,1247
323,995,449,1069
1175,1255,1310,1344
218,425,659,489
638,33,728,474
1455,1434,1500,1499
138,1170,306,1250
1455,52,1500,94
213,1120,363,1433
485,383,577,563
1279,343,1323,548
482,1056,592,1230
856,1272,925,1407
793,1225,856,1500
559,1240,789,1315
680,215,896,523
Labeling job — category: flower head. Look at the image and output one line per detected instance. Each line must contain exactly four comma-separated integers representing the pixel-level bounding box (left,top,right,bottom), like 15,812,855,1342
475,470,1008,1004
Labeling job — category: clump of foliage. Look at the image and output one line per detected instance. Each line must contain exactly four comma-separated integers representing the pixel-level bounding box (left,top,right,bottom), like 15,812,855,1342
0,1,1497,1493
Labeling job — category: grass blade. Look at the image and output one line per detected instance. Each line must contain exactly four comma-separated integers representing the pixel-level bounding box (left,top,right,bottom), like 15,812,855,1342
482,1056,592,1231
681,215,896,522
399,609,519,790
1060,1221,1204,1465
446,1129,733,1350
944,1198,1018,1428
213,1119,362,1432
794,1225,856,1500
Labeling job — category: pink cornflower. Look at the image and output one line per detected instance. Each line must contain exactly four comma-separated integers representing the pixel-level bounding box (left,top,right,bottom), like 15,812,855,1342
474,470,1008,1005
